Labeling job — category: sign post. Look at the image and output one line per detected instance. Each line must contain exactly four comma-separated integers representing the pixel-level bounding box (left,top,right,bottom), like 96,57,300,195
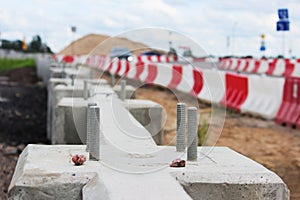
260,34,266,57
276,8,290,57
70,26,77,55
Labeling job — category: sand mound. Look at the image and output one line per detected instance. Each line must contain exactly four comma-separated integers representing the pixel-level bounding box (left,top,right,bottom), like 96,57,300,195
58,33,150,55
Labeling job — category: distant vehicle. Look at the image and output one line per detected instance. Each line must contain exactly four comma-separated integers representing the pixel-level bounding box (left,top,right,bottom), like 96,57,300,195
168,47,177,57
110,46,133,61
140,51,162,56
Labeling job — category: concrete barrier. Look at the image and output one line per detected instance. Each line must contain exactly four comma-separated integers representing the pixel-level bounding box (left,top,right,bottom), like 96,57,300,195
9,145,289,199
113,85,136,99
123,99,165,145
49,79,107,141
9,63,290,199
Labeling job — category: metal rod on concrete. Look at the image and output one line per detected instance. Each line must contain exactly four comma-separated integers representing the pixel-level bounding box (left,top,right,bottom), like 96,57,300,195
176,103,186,152
110,74,115,87
187,107,198,161
83,80,88,100
70,74,75,86
120,80,126,101
86,103,100,160
62,63,66,78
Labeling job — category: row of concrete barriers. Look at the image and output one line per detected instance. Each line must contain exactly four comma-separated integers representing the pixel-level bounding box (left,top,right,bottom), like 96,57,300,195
8,60,289,199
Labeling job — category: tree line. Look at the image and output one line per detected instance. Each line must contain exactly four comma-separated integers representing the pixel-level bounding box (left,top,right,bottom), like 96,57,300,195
0,35,53,53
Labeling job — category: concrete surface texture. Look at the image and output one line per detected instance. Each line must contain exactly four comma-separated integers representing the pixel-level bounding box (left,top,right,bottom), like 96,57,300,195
48,78,107,141
113,84,136,99
50,67,92,79
123,99,165,145
9,145,289,200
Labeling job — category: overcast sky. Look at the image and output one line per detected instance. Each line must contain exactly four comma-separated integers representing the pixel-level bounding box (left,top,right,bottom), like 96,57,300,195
0,0,299,57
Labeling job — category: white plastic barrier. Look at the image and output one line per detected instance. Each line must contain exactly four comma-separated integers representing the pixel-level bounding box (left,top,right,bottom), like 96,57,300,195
273,59,286,76
126,62,140,79
152,63,173,86
240,75,284,119
229,59,238,70
245,59,256,73
257,59,269,74
291,60,300,77
236,59,247,72
177,65,195,94
198,69,225,103
139,63,150,82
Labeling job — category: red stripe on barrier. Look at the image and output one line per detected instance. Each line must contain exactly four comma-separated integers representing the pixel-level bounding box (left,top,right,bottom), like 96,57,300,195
115,60,122,75
62,55,74,63
137,56,142,63
145,63,158,84
221,73,248,111
252,60,261,73
124,61,130,77
190,69,203,96
282,59,295,77
86,57,91,66
167,65,183,89
219,58,226,69
98,55,106,70
157,55,161,62
242,59,250,72
266,59,277,75
134,62,145,80
234,59,241,71
106,59,113,72
166,56,170,63
227,59,233,70
276,78,300,127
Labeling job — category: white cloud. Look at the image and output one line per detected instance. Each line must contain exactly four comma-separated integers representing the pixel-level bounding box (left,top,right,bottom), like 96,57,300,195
0,0,299,56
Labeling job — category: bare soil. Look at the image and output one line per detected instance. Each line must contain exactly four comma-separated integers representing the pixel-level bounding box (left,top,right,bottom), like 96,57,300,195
135,86,300,200
0,67,47,199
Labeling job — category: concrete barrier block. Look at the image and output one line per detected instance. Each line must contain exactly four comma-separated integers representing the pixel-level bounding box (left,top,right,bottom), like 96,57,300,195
53,98,88,144
9,145,289,200
113,85,136,99
123,100,164,145
171,147,290,200
49,85,86,141
8,145,99,200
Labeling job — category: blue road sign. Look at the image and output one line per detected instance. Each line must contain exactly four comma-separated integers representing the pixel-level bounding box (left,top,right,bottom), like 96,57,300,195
278,9,289,20
277,21,289,31
260,46,266,51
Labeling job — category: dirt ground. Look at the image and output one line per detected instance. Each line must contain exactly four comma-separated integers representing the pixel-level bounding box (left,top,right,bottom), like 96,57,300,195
0,67,47,199
135,86,300,200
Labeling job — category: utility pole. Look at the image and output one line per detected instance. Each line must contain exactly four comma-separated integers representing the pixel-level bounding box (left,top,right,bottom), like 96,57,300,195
71,26,76,55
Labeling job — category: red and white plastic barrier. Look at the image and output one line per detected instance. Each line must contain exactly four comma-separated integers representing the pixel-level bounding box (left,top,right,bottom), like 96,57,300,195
136,55,178,63
198,70,225,104
219,58,300,78
221,73,248,111
55,54,300,128
241,75,285,119
275,77,300,127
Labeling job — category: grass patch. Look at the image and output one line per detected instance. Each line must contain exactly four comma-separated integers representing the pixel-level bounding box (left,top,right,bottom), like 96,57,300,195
0,58,35,71
198,120,209,146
